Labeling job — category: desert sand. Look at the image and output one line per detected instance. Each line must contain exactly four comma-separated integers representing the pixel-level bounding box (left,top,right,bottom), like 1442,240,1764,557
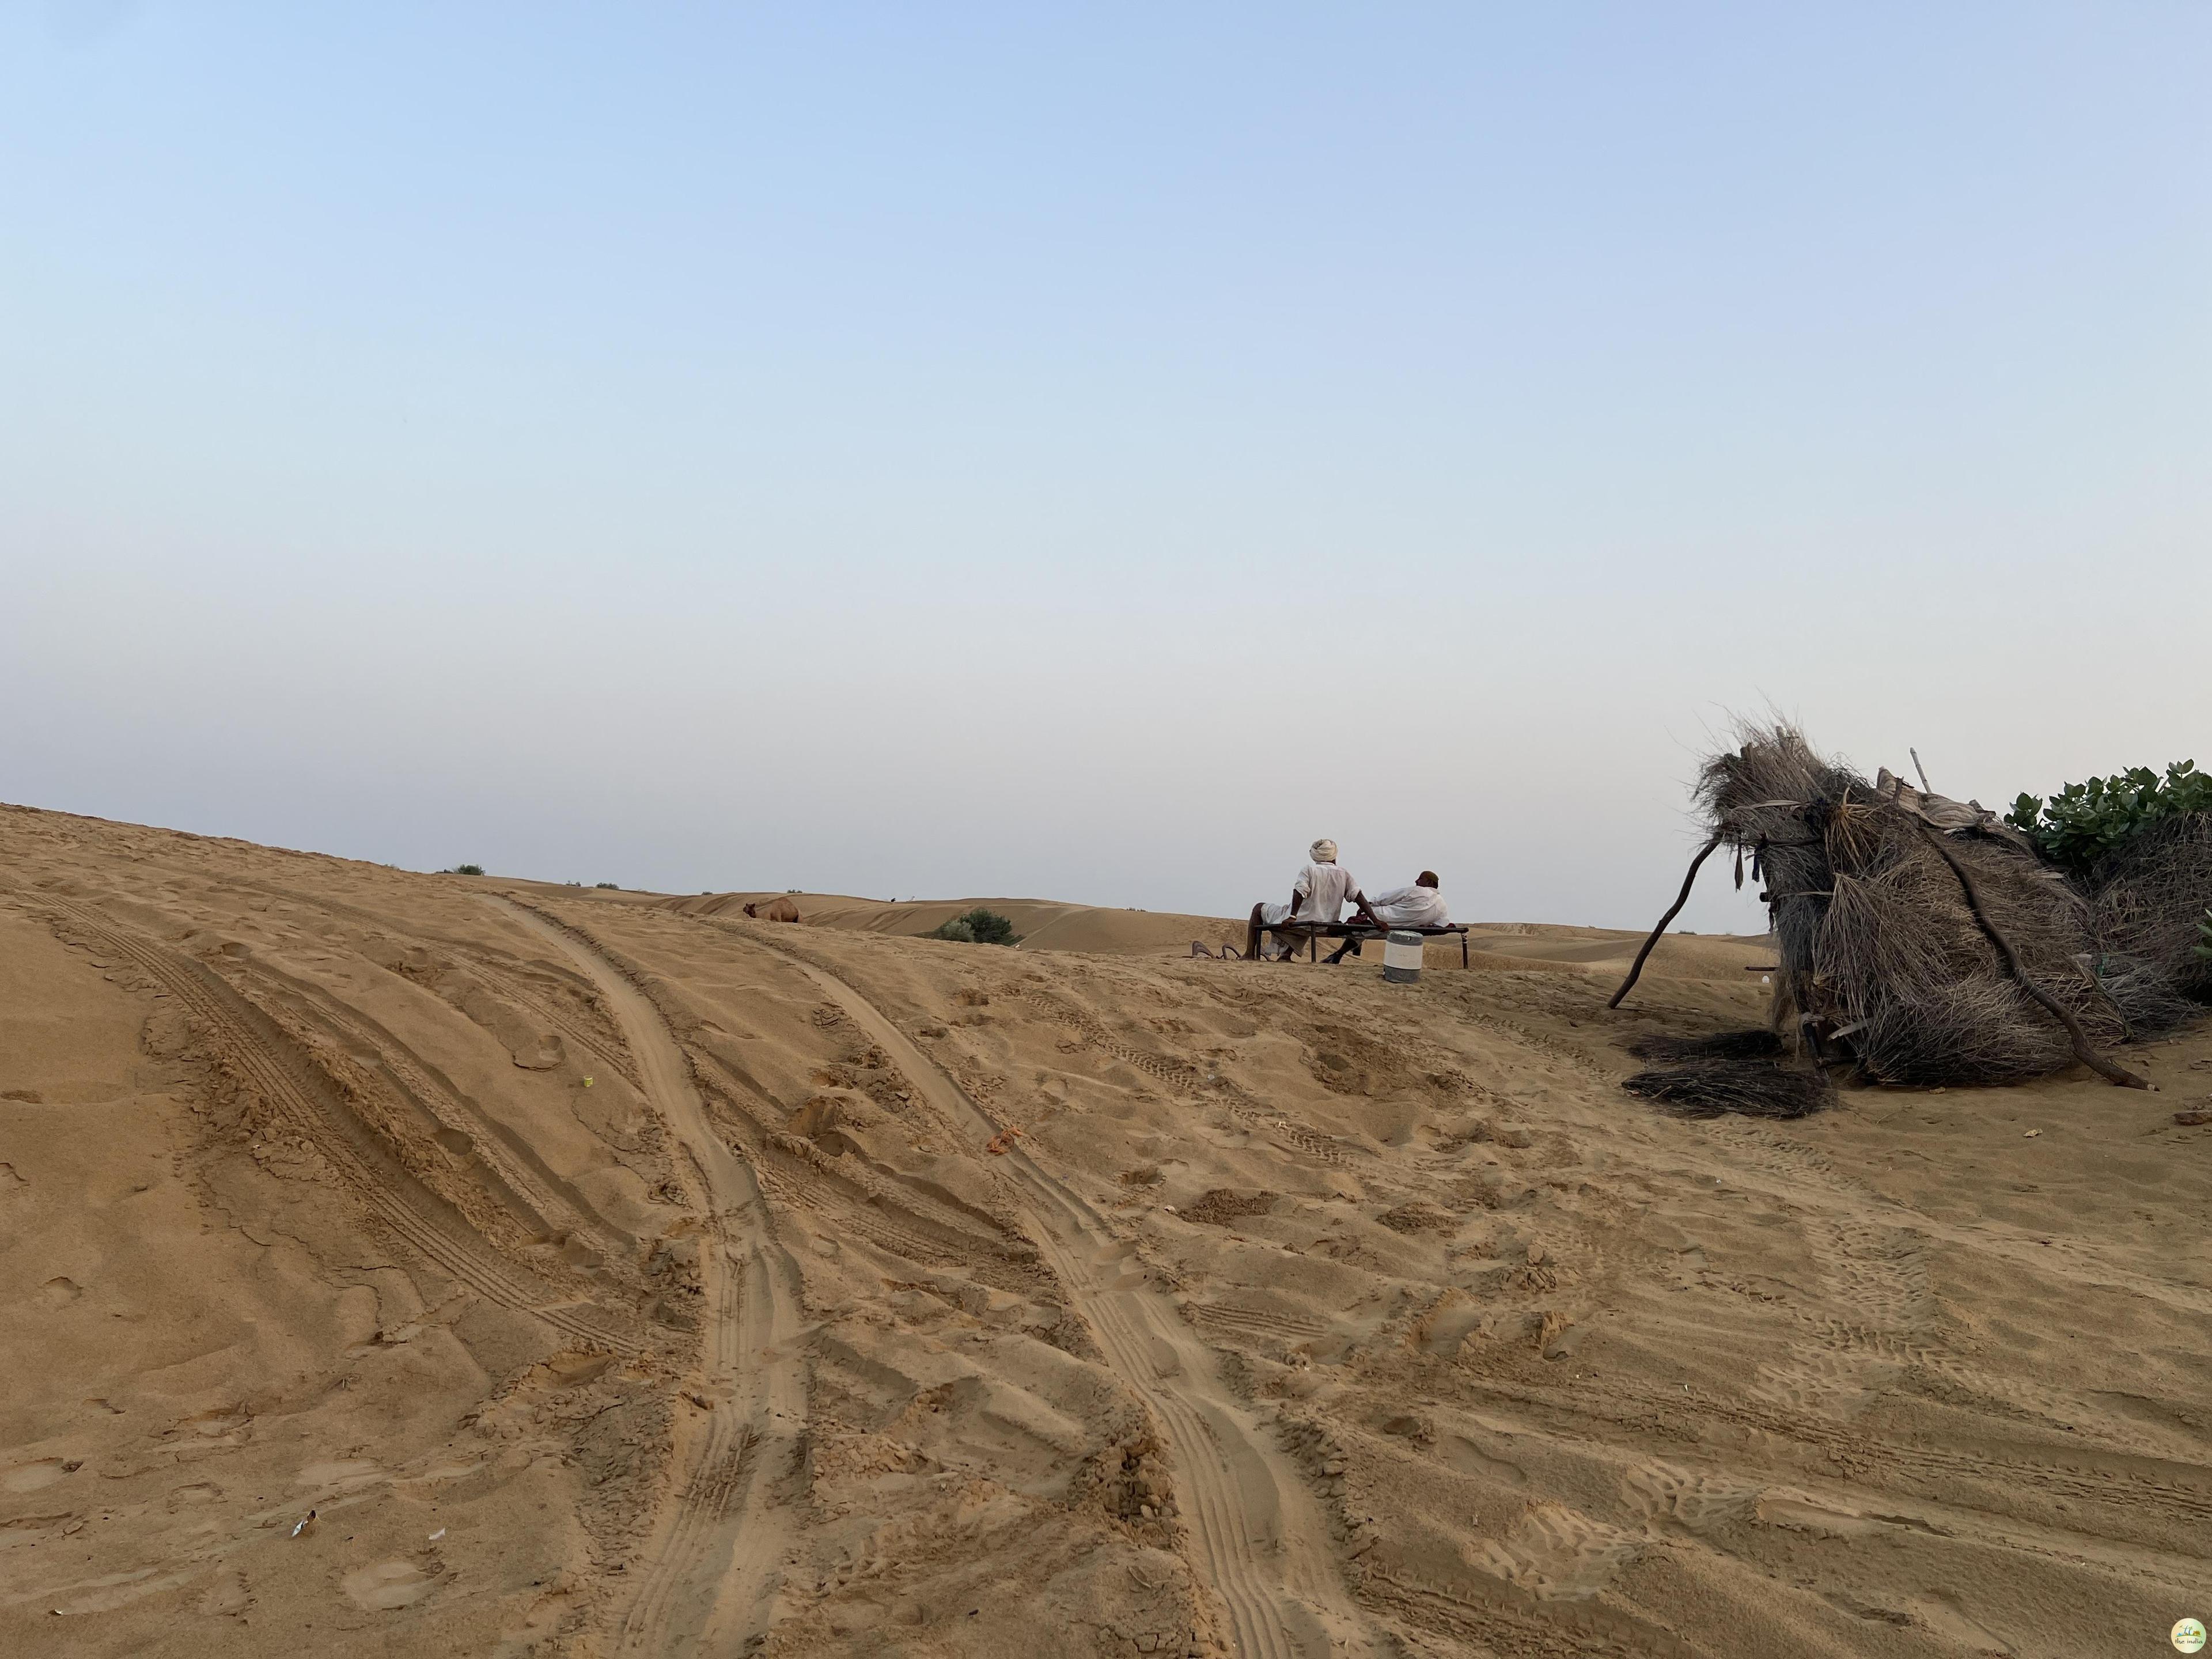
3,802,2208,1658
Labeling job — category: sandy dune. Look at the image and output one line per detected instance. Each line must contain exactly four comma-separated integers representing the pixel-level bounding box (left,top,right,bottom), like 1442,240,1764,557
616,888,1772,976
5,805,2209,1658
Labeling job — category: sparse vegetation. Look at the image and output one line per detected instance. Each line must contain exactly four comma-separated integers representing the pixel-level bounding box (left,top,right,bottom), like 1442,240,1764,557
928,907,1020,945
595,881,619,889
2006,760,2212,875
448,863,486,876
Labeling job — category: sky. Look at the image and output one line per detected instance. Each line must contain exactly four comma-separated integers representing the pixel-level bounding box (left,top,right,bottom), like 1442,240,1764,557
4,2,2207,933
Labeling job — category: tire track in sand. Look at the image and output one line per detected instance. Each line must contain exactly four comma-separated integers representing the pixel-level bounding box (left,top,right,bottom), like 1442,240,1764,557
37,897,646,1357
499,900,807,1657
762,941,1373,1659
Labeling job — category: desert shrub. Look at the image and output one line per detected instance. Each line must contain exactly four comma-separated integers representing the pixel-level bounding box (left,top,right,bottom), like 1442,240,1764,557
2006,761,2212,874
929,907,1018,945
449,863,486,876
595,881,618,889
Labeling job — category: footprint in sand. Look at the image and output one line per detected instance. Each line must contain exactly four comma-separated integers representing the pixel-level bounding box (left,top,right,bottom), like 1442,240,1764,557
38,1277,82,1308
1444,1434,1527,1486
196,1569,251,1618
343,1559,434,1609
296,1459,382,1490
180,1406,252,1438
3,1459,77,1493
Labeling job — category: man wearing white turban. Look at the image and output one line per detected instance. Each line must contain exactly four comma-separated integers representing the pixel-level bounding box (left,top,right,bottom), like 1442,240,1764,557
1246,840,1366,961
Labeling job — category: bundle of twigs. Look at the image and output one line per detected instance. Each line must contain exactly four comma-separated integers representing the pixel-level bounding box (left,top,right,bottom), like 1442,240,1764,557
1623,1029,1785,1064
1621,1061,1832,1119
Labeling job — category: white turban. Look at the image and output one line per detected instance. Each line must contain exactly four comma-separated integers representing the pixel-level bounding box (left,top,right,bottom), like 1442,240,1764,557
1310,839,1338,863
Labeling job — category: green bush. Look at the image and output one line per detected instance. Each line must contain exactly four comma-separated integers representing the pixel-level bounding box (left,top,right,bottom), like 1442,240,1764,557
595,881,619,889
929,907,1019,945
2005,760,2212,875
450,863,486,876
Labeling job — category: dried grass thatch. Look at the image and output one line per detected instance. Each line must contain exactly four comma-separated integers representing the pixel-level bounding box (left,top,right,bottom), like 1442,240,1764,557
1622,1029,1784,1063
1621,1061,1832,1119
2092,810,2212,1005
1659,721,2209,1090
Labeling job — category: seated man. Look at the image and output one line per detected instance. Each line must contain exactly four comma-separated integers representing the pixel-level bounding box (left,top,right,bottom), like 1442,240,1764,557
1361,870,1448,930
1246,839,1365,961
1326,871,1448,962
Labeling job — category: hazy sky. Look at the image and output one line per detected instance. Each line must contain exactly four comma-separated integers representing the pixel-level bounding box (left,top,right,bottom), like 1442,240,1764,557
5,3,2207,932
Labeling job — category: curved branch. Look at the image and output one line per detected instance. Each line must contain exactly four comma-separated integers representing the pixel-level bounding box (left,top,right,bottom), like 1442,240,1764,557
1609,834,1722,1010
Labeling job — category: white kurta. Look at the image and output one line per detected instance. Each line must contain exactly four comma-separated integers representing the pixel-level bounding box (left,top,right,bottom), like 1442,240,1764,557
1260,862,1360,927
1366,884,1448,929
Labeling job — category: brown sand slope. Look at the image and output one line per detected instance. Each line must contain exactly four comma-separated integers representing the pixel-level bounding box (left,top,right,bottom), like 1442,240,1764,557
4,804,2209,1658
645,891,1259,957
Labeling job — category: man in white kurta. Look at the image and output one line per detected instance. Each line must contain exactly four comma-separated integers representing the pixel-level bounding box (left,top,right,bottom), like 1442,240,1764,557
1247,840,1365,961
1361,872,1448,930
1316,870,1448,962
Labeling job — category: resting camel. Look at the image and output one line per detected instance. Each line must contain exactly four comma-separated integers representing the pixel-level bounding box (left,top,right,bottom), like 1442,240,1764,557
743,897,801,923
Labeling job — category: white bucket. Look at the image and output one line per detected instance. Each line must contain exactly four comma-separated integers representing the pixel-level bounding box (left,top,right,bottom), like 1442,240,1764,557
1382,930,1423,984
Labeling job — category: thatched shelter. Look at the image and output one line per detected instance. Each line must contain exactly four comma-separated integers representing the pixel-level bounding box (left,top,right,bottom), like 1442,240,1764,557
1616,723,2209,1092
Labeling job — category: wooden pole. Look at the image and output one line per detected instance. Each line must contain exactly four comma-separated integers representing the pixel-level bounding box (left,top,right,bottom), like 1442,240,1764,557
1915,826,2149,1089
1609,833,1723,1010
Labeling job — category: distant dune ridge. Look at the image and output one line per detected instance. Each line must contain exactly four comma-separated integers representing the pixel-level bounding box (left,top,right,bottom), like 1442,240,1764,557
612,884,1776,975
4,798,2207,1657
